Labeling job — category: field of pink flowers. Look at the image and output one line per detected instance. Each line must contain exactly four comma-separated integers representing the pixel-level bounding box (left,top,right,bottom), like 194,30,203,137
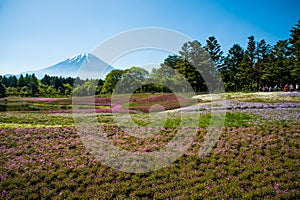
0,93,299,199
0,124,299,199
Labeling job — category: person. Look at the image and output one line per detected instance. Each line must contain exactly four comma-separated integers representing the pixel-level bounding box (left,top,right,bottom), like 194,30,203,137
289,84,294,91
284,84,289,92
296,83,299,92
269,86,272,92
274,84,278,92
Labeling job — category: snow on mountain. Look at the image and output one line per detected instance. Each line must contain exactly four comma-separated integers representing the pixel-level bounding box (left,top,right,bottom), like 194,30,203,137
66,53,87,64
12,53,115,80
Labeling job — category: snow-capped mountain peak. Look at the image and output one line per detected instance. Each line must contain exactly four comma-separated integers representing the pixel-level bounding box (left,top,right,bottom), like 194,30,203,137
11,53,115,79
67,53,88,63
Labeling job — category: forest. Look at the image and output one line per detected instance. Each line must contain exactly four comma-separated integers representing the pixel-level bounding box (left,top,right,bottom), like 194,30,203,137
0,20,299,97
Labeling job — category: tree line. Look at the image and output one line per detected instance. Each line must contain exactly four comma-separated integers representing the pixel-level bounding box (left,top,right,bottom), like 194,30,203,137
0,20,299,97
0,73,106,97
0,74,75,97
101,20,300,94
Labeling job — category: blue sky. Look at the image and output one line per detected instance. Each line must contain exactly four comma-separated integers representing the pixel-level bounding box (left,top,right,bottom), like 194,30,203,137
0,0,299,74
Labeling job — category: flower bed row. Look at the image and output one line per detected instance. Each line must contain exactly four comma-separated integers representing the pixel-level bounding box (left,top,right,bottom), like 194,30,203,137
129,93,195,113
278,92,300,97
47,104,132,114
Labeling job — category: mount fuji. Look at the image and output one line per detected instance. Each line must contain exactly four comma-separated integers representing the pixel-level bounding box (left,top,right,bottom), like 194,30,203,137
13,53,115,80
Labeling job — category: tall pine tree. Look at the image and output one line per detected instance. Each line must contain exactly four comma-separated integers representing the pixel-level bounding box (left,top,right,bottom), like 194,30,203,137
204,36,224,71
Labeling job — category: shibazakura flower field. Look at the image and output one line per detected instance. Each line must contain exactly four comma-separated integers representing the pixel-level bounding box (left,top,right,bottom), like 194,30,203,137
0,92,299,199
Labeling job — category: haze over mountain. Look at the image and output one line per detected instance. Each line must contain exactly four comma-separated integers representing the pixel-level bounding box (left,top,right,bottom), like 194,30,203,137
7,53,114,80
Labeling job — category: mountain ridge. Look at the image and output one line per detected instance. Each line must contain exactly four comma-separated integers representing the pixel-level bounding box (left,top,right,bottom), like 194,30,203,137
5,53,114,80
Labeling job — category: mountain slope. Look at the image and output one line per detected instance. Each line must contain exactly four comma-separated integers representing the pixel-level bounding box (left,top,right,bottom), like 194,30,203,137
16,53,114,79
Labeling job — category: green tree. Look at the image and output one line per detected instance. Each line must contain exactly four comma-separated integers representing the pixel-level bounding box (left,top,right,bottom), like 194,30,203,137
256,39,271,89
83,80,98,95
20,86,30,97
289,20,300,83
8,76,18,87
46,86,57,97
223,44,244,91
237,36,257,91
289,20,300,60
116,67,149,93
51,76,63,90
72,80,97,96
65,77,75,86
261,40,291,87
178,40,211,92
102,69,125,94
29,74,39,95
6,87,19,96
152,63,187,93
24,74,31,86
72,85,84,96
0,83,6,98
41,74,51,86
18,74,26,87
204,36,224,70
63,83,73,96
246,36,257,65
2,76,8,87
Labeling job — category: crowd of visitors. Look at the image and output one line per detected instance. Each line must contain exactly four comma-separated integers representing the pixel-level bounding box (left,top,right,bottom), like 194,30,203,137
259,83,300,92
